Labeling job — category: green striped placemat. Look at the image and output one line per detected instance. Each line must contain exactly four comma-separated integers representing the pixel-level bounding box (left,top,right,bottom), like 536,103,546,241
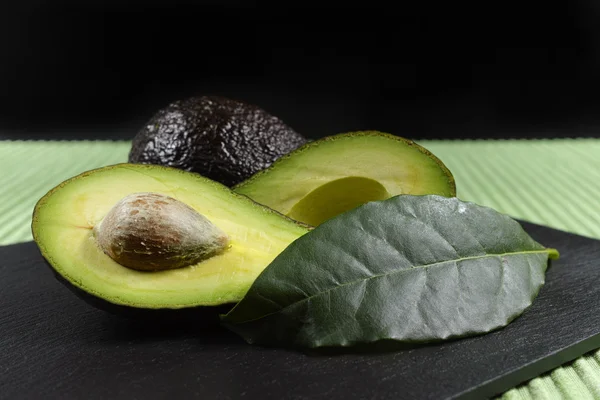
2,139,600,399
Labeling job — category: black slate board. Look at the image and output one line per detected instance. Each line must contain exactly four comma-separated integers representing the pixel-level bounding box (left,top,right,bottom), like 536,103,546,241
1,221,600,400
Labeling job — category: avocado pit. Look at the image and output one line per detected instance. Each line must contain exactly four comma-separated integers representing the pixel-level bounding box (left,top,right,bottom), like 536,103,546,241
93,192,229,271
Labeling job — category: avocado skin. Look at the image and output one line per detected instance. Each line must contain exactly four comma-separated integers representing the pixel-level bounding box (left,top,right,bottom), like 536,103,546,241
128,96,307,187
45,260,233,323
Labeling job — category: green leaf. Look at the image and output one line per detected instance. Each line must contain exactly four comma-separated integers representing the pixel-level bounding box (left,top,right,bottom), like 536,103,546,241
221,195,559,349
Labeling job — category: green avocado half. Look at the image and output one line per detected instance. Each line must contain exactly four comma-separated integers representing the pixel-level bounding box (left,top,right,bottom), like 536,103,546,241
234,131,456,226
31,163,309,315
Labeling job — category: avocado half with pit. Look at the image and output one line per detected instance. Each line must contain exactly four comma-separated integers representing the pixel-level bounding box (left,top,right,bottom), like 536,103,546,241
234,131,456,226
31,163,309,317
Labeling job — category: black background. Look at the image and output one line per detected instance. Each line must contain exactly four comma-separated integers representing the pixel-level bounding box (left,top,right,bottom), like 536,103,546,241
2,1,600,140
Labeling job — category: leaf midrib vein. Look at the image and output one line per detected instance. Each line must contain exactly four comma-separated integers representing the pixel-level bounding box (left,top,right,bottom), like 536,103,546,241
229,249,552,325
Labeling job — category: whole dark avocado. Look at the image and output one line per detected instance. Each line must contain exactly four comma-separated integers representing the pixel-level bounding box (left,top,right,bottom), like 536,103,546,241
128,96,307,186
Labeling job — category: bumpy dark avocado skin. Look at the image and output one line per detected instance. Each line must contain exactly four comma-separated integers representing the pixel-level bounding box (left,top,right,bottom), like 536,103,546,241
128,96,307,187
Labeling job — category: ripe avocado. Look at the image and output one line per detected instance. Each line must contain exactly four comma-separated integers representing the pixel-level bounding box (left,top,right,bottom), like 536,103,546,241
31,163,309,314
128,96,307,187
234,131,456,226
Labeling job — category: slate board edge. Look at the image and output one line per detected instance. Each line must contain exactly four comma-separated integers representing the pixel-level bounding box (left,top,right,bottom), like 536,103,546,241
456,334,600,399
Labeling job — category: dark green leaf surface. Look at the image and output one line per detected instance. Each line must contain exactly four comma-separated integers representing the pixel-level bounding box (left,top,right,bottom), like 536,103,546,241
221,195,559,349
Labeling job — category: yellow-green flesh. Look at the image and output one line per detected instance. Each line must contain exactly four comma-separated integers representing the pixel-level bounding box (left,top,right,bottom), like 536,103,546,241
287,177,391,226
32,164,309,309
235,132,455,225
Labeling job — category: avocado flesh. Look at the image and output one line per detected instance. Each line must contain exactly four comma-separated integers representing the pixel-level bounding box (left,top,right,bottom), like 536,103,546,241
32,163,309,310
287,177,391,226
234,131,456,226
